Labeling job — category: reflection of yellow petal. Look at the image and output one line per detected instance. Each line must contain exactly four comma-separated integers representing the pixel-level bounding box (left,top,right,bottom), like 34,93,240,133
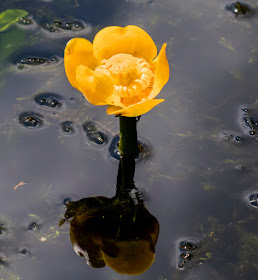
76,65,114,105
64,38,98,91
93,25,157,63
102,239,155,275
151,43,169,99
107,99,164,117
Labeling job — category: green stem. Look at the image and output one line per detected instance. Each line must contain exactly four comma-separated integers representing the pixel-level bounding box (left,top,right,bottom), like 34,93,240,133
119,116,139,157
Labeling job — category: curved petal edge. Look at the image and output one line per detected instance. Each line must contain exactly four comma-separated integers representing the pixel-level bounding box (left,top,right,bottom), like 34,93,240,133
107,99,164,117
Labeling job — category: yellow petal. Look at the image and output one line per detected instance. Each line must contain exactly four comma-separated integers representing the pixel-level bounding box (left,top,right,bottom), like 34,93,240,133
64,38,98,91
150,43,169,99
93,25,157,63
107,99,164,117
76,65,116,105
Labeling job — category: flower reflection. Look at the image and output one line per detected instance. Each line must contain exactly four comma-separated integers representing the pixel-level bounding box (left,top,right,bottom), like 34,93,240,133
64,25,169,117
60,156,159,275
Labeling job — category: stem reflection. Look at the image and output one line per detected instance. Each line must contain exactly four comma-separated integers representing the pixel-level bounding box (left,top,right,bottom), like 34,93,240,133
60,156,159,275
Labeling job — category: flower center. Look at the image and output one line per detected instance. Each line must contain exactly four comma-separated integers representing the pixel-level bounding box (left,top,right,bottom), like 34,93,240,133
96,54,153,98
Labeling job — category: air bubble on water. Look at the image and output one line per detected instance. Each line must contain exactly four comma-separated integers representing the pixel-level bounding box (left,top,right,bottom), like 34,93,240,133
18,112,44,129
108,135,121,160
235,135,243,142
88,131,106,145
108,134,150,161
20,249,29,255
249,193,258,208
234,164,246,172
225,1,255,18
34,93,63,109
179,240,197,251
28,222,39,231
82,122,97,134
82,122,108,146
61,121,76,135
177,252,193,269
180,252,193,260
62,197,72,205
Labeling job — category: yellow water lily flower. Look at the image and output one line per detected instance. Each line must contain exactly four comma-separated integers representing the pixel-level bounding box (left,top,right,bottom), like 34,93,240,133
64,25,169,117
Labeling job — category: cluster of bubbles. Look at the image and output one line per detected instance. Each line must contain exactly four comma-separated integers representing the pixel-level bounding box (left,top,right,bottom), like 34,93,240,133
82,122,107,145
18,16,34,26
218,106,258,209
16,56,59,70
17,14,91,37
177,240,197,269
219,107,258,143
43,20,85,33
240,108,257,136
18,93,149,160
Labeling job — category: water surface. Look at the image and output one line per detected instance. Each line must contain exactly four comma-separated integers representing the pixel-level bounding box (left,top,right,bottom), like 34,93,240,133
0,0,258,279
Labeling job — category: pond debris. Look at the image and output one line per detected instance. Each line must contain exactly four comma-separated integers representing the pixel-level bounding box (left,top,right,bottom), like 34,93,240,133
61,121,76,135
18,112,44,129
82,121,108,146
42,19,91,36
14,181,26,190
16,56,60,71
219,37,235,52
225,1,255,18
34,93,63,109
40,228,60,242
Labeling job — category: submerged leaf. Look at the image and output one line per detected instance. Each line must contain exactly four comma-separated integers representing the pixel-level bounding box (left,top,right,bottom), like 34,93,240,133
0,9,28,32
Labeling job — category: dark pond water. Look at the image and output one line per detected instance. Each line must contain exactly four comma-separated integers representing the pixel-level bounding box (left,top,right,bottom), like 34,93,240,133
1,0,258,279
